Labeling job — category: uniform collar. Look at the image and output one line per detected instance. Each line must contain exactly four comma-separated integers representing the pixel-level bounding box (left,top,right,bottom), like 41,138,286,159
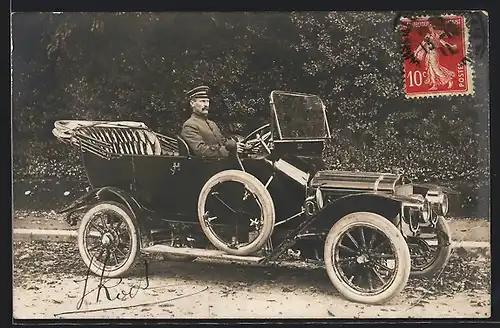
191,112,208,121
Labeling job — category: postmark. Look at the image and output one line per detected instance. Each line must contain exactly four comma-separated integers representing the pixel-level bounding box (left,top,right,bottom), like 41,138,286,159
401,14,473,98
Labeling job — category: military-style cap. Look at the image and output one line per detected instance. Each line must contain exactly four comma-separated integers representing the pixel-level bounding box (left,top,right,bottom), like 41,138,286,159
186,85,210,100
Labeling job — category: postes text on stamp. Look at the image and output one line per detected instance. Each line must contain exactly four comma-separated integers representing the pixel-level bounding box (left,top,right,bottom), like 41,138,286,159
401,15,473,98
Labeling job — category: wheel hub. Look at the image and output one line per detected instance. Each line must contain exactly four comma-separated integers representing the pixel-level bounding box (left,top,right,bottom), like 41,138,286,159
356,253,369,264
101,232,115,247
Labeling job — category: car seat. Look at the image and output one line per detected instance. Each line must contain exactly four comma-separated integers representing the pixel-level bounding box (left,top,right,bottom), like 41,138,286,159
176,135,192,157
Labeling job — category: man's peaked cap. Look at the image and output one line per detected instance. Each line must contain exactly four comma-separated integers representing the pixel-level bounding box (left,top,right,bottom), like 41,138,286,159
186,85,210,100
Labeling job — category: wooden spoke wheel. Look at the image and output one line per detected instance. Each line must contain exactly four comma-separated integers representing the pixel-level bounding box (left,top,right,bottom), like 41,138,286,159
198,170,275,256
409,216,452,277
78,201,140,278
324,212,411,304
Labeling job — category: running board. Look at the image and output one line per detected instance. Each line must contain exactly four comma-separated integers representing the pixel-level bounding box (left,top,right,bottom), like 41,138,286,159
141,245,265,263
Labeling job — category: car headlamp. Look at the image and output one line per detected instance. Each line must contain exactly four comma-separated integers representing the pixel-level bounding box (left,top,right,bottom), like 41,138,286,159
403,197,430,225
426,190,449,216
403,205,420,232
441,193,449,216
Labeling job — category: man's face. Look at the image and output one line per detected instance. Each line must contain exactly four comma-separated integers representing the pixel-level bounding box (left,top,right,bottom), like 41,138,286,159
190,97,210,117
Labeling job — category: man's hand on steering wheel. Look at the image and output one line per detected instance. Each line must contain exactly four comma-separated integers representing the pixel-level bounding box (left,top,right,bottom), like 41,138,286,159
236,142,252,154
230,123,272,157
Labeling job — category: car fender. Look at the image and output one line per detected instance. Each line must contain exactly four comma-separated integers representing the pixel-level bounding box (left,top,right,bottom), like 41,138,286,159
58,186,151,239
311,192,423,229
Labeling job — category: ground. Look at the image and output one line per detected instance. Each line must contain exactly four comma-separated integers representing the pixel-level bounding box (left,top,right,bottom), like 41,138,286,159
12,187,491,320
13,240,490,319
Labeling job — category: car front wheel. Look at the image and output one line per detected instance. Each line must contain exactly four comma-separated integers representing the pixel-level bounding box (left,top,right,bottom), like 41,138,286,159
409,216,452,277
324,212,411,305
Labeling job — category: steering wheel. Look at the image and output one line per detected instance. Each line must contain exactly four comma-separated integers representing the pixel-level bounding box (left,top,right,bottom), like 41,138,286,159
241,123,272,155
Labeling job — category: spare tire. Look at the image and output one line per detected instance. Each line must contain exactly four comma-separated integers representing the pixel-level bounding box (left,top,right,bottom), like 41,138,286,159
197,169,275,255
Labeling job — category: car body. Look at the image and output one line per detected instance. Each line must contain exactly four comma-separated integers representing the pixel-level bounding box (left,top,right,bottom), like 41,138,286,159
53,90,455,304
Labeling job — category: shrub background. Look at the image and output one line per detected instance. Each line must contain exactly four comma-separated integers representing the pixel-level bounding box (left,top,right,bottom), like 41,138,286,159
11,12,490,218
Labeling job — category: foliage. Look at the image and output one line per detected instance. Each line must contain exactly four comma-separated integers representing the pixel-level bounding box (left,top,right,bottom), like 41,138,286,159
11,12,489,217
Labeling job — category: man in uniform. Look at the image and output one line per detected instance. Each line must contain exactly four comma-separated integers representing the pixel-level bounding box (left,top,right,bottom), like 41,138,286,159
181,85,244,157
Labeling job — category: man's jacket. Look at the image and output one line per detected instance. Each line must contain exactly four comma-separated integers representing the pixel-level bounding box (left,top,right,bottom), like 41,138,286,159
181,113,231,157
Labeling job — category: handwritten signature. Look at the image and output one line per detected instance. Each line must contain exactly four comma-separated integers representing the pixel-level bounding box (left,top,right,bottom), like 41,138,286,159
74,250,150,310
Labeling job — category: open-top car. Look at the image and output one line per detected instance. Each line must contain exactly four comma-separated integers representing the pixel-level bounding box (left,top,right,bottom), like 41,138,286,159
52,90,455,304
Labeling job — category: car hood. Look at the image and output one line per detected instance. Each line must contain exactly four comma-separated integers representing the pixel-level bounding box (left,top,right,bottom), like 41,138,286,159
310,170,402,192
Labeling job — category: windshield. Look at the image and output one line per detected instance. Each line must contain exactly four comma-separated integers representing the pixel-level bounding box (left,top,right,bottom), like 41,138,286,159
271,91,331,140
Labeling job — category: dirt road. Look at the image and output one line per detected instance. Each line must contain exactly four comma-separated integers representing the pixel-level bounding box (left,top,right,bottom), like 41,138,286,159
13,241,490,319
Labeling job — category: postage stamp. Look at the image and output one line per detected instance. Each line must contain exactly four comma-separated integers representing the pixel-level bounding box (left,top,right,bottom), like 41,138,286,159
401,14,474,98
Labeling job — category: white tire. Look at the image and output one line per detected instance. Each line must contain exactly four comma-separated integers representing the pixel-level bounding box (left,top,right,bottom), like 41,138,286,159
410,216,452,277
78,201,140,278
198,170,275,255
324,212,411,305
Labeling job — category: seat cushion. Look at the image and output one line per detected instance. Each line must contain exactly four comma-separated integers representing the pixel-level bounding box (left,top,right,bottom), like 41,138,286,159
80,126,162,155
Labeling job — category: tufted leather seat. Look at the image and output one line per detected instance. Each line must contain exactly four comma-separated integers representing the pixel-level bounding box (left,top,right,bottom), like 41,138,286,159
79,126,163,156
52,120,186,157
176,135,192,157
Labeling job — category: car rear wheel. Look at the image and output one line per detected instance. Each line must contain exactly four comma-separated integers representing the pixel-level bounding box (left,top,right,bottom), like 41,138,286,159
78,201,140,278
324,212,411,305
198,169,275,256
409,216,452,277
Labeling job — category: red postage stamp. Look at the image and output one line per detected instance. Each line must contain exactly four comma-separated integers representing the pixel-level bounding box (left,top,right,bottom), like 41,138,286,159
401,15,473,98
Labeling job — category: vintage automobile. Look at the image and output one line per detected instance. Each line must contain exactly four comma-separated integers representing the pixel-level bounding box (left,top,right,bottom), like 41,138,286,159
52,90,455,305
